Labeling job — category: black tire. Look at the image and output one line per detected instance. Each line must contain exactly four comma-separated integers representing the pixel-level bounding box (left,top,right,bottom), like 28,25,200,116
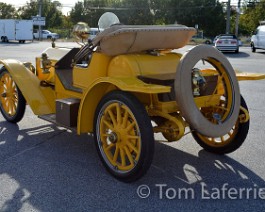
0,67,26,123
94,90,154,182
235,48,239,53
251,43,256,52
192,95,249,154
174,45,240,137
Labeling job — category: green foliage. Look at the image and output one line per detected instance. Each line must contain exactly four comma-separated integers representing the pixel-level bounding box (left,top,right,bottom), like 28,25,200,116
69,0,226,37
0,3,18,19
151,0,226,36
18,0,64,29
2,0,264,38
240,0,265,34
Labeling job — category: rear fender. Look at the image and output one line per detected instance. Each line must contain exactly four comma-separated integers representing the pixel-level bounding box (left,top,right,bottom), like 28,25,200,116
0,59,55,115
78,77,170,134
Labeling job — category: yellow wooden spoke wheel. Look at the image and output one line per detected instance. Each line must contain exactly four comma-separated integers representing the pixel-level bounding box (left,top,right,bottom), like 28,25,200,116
192,95,249,154
94,91,154,182
0,67,26,123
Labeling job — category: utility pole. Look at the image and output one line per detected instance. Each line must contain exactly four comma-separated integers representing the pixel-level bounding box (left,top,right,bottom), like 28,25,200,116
38,0,42,40
235,0,241,37
226,0,231,34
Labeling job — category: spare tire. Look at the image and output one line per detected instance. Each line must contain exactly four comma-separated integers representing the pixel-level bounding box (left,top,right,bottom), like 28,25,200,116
174,45,240,137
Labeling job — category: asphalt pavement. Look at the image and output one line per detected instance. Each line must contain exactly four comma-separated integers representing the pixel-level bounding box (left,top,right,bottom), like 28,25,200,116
1,41,265,211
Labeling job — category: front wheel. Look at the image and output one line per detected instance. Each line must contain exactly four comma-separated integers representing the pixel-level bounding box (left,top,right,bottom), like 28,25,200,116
94,91,154,182
251,43,256,52
0,67,26,123
192,95,249,154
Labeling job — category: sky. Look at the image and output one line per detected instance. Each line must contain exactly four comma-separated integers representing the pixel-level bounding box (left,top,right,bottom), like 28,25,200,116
0,0,78,15
1,0,241,15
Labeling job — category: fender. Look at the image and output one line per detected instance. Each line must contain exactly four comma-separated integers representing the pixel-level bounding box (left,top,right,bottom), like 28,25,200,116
77,77,170,134
0,59,55,115
236,71,265,81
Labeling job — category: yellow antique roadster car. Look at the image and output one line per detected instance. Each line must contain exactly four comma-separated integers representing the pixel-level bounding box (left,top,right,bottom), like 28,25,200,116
1,13,265,182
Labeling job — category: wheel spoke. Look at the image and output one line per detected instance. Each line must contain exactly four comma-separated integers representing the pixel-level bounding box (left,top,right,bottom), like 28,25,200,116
127,135,140,140
126,121,136,132
10,102,15,115
102,119,115,131
122,108,129,128
120,147,126,167
105,143,115,152
124,145,134,165
7,76,12,88
126,142,139,154
106,108,117,127
2,101,9,114
113,146,120,164
101,133,110,138
116,103,122,125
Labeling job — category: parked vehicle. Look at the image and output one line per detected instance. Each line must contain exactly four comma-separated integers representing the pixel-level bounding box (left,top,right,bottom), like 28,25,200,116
251,22,265,52
33,30,59,39
89,28,100,40
1,13,265,182
0,19,33,43
215,34,239,53
191,35,212,44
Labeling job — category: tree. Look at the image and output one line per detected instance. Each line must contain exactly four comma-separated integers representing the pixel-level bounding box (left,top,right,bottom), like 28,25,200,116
239,0,265,34
18,0,64,29
152,0,226,36
69,0,227,37
0,2,18,19
70,0,111,27
116,0,155,25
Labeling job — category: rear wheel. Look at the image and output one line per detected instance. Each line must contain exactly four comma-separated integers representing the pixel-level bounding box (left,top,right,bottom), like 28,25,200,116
0,68,26,123
94,91,154,182
2,37,7,43
192,95,249,154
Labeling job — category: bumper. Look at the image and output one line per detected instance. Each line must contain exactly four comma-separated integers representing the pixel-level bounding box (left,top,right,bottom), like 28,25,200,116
215,45,239,52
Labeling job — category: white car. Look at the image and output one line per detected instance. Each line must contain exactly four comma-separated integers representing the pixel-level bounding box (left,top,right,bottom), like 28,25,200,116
89,28,100,40
34,30,59,39
215,34,239,53
251,24,265,52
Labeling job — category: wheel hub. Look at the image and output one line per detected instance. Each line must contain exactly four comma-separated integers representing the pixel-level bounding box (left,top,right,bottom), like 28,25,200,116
109,132,118,143
1,92,7,98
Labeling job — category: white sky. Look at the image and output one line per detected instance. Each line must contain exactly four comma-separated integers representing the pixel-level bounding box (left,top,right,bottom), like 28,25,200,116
0,0,240,15
0,0,78,15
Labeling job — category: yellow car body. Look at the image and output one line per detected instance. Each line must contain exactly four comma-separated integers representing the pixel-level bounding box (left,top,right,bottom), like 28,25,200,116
1,48,263,133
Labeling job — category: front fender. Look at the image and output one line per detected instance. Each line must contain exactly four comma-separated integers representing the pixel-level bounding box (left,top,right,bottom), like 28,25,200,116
0,59,55,115
77,77,170,134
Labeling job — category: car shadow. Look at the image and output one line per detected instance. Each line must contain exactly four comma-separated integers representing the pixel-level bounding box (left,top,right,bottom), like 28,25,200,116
254,51,265,55
0,122,265,211
222,51,250,58
0,41,34,46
